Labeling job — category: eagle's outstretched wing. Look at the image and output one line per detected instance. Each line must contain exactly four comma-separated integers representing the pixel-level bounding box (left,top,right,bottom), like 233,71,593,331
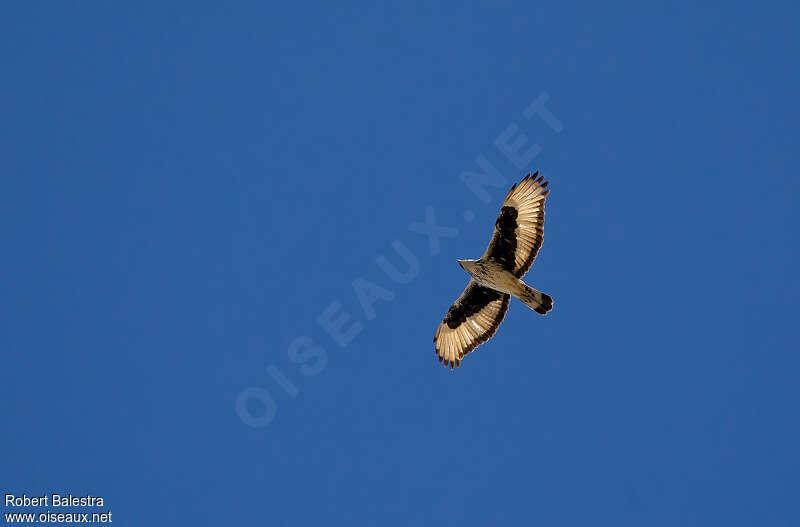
482,172,549,278
433,280,510,370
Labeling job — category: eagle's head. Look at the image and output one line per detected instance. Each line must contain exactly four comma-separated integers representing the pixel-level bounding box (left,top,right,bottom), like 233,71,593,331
457,259,478,273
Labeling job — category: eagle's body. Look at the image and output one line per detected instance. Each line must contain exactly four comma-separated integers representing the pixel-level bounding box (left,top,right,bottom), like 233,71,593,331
457,259,524,295
434,173,553,369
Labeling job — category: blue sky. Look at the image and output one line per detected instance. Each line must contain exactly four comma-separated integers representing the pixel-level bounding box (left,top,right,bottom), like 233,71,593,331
2,2,799,525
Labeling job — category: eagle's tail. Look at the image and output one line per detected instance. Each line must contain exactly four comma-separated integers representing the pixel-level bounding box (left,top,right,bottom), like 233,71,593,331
518,284,553,315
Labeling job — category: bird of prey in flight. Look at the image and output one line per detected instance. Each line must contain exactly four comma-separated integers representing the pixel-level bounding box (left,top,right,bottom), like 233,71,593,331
434,172,553,370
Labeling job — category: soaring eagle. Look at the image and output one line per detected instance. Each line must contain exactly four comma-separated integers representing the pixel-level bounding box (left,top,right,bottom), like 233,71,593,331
434,172,553,369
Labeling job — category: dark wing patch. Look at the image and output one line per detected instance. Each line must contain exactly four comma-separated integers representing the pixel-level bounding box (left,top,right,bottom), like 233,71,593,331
444,282,504,329
482,172,549,278
434,280,510,370
484,206,518,272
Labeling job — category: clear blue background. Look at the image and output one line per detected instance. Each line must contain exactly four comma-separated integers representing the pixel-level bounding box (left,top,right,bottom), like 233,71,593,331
2,2,799,525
